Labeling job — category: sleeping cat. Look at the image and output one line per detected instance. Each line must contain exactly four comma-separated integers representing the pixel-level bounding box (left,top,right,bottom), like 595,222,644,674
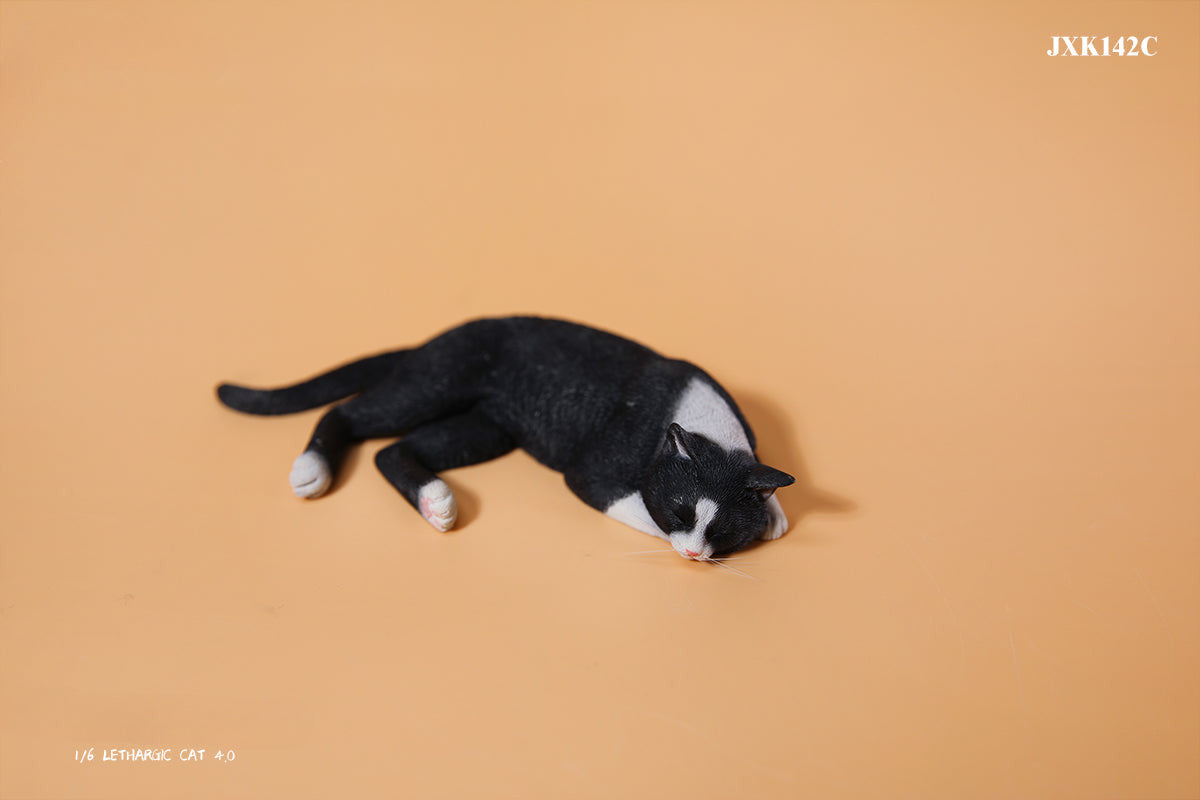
216,316,794,560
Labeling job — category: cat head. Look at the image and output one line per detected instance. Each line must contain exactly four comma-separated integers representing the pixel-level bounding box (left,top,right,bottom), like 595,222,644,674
641,423,794,560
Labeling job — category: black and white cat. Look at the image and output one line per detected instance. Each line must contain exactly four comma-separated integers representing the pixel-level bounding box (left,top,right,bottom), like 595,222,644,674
217,316,794,560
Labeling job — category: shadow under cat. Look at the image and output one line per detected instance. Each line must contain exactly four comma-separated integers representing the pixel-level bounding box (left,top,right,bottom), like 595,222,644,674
732,389,856,547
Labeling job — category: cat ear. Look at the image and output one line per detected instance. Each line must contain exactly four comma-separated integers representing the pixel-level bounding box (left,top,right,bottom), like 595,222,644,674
746,463,795,499
665,423,697,460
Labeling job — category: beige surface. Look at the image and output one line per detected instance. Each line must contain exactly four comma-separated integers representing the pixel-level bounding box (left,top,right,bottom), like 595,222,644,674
2,2,1198,798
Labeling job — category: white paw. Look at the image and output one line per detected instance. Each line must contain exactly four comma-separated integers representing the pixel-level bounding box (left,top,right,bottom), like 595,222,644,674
761,494,789,541
418,480,457,532
290,451,331,499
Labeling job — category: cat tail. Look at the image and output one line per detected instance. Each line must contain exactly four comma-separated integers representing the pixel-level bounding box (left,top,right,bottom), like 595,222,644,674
216,349,405,415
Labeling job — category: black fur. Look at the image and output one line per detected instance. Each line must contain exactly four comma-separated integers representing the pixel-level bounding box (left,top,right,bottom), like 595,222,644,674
217,316,793,553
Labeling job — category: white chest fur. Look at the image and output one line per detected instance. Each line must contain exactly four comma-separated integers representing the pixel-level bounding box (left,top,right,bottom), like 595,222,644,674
671,377,751,454
605,491,667,540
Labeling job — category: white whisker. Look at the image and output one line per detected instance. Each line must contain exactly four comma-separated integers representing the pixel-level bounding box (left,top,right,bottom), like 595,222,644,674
705,558,758,580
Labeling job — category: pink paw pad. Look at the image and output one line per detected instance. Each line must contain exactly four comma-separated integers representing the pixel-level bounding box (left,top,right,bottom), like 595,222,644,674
416,481,457,532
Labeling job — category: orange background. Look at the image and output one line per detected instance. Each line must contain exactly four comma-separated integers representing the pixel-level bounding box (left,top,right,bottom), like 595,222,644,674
2,2,1197,798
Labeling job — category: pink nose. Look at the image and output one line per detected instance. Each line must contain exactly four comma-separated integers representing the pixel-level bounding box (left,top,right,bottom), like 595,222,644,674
684,549,700,558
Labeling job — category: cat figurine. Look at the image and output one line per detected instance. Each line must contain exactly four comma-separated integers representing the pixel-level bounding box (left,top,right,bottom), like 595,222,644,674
216,316,794,560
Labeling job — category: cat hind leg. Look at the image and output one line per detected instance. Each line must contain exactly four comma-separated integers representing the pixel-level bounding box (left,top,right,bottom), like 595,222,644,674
290,387,425,499
288,336,497,500
374,410,515,531
289,404,357,499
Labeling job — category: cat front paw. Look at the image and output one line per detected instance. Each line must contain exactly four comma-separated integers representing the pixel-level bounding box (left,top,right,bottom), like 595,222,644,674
418,480,458,532
761,494,789,541
290,451,331,498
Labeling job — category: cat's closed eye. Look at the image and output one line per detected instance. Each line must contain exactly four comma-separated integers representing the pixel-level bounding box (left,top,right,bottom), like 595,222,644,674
672,504,695,528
